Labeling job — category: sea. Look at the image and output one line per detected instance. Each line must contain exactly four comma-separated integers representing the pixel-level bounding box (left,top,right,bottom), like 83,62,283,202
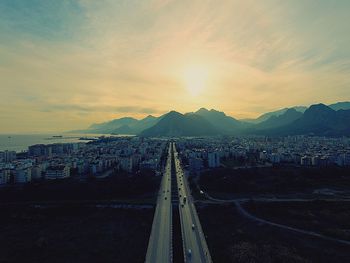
0,133,107,152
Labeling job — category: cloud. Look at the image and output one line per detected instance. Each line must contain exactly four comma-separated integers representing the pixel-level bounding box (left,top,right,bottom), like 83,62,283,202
40,104,164,115
0,0,350,132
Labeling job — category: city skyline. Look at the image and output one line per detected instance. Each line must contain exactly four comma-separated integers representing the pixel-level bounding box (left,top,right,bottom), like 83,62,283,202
1,0,350,133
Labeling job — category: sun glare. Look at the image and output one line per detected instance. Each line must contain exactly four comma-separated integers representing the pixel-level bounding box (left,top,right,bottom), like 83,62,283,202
183,65,209,96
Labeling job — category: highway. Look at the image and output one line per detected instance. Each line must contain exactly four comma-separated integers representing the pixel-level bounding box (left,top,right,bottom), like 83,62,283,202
173,143,212,263
145,145,173,263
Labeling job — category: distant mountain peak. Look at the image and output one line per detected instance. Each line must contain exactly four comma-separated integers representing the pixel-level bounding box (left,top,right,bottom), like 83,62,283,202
253,107,303,130
241,106,307,124
306,103,334,114
142,115,156,120
328,101,350,111
196,107,209,114
167,110,182,116
209,108,226,116
115,117,138,121
309,103,329,109
284,108,298,114
140,110,218,137
197,108,225,115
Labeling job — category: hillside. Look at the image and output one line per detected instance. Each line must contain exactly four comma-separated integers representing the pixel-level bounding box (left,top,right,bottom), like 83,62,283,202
140,111,218,137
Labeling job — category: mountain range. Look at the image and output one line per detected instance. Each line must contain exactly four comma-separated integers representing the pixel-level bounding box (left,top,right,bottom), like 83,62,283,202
84,115,159,134
265,104,350,136
140,111,218,137
76,101,350,137
242,106,307,124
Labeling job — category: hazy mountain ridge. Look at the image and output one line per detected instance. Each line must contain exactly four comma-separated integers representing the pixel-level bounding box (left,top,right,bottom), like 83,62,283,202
241,102,350,124
84,115,159,134
140,111,218,137
242,106,307,124
194,108,242,132
89,117,138,134
253,108,303,130
328,101,350,111
259,104,350,136
76,101,350,137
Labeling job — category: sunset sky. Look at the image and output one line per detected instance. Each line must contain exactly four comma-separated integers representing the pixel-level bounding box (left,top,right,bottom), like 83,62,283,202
1,0,350,133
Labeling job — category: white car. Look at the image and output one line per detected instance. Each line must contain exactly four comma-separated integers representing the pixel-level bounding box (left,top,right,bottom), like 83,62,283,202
192,223,195,230
188,249,192,258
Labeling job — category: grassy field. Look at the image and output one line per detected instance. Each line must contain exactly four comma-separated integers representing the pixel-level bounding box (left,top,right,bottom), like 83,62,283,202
198,166,350,197
244,200,350,242
0,204,154,263
197,203,350,263
0,173,161,204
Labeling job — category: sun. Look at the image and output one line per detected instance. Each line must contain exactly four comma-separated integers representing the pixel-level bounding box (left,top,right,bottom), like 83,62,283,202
183,65,209,96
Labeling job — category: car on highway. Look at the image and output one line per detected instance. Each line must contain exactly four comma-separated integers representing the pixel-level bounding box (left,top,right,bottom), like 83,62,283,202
192,223,195,230
188,249,192,258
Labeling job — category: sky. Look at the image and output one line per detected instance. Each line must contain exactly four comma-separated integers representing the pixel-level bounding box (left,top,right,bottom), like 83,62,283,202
0,0,350,133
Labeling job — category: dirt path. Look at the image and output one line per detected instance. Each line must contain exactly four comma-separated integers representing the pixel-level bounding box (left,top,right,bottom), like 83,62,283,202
202,192,350,246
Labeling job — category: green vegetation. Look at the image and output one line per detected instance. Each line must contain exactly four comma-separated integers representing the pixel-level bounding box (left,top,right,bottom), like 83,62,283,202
0,204,154,263
199,166,350,197
197,203,350,263
244,200,350,241
0,171,161,204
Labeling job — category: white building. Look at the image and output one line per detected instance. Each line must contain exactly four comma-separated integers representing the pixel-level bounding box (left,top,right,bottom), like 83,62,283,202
140,159,158,170
270,153,281,164
31,165,43,179
4,150,16,163
15,168,32,183
0,169,11,184
91,160,103,175
312,156,320,166
259,151,268,161
208,152,220,168
46,165,70,179
119,156,133,172
301,156,311,166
